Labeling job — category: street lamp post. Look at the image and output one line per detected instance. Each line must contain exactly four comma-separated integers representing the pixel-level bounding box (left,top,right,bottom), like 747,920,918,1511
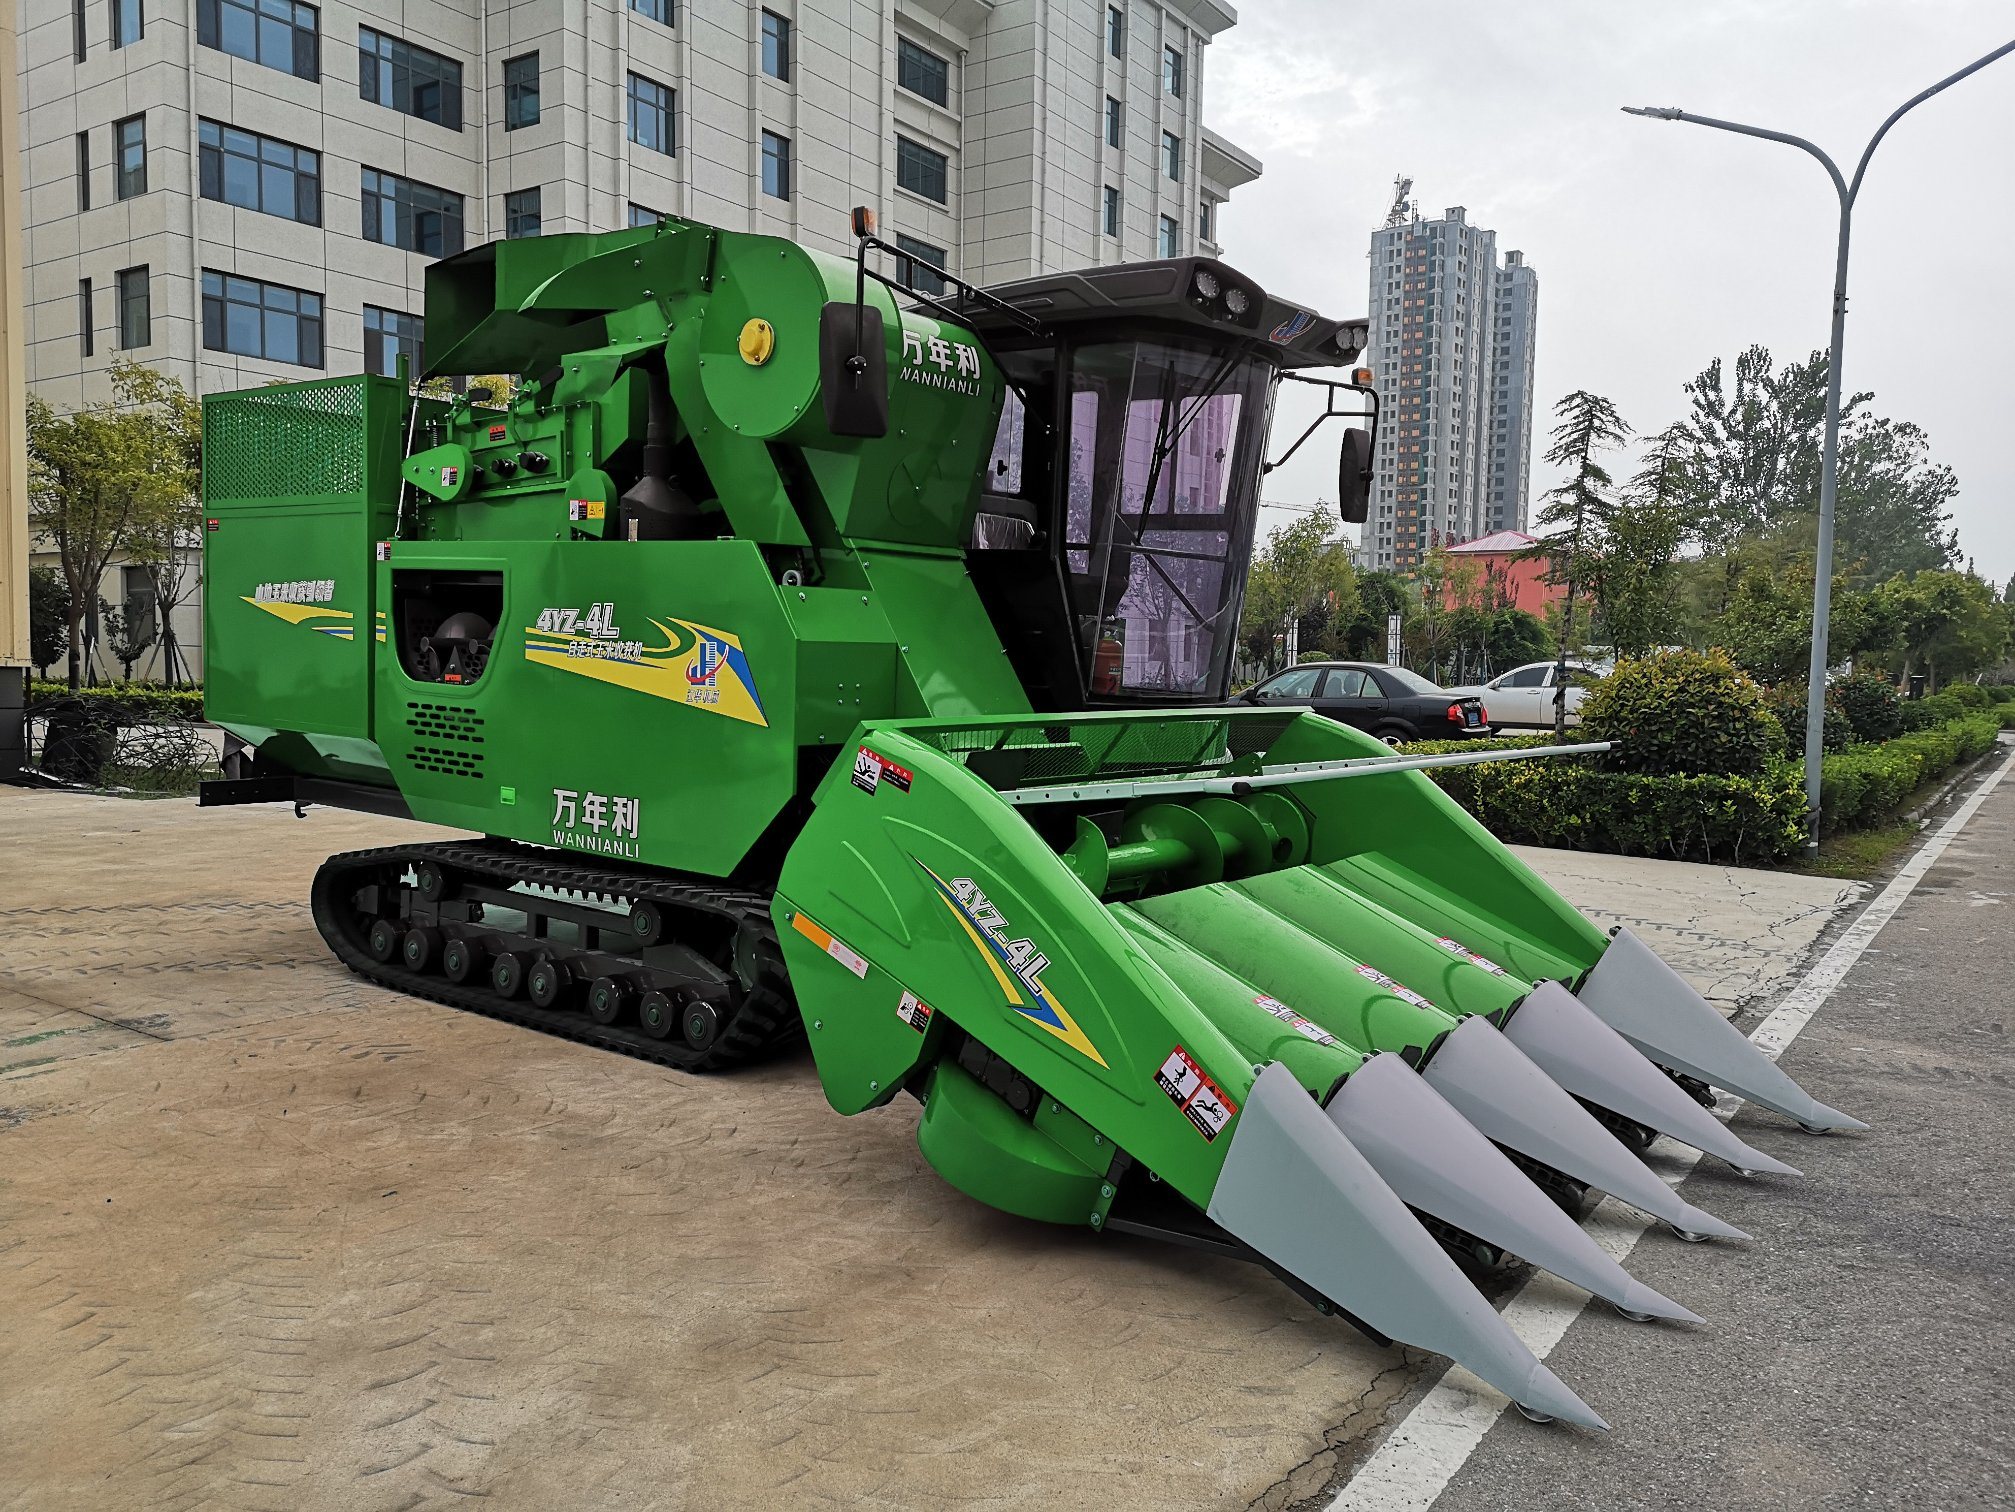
1626,38,2015,847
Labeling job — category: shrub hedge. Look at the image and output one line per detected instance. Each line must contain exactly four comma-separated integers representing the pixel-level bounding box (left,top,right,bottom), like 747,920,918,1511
1401,714,2002,863
1833,672,1904,743
27,680,205,723
1767,685,1854,755
1581,650,1781,777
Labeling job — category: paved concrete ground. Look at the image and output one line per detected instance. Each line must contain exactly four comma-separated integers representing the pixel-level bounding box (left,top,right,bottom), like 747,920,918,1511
1420,761,2015,1512
0,791,1853,1511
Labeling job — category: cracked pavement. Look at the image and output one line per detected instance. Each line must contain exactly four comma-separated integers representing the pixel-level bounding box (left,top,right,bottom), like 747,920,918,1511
0,791,1860,1510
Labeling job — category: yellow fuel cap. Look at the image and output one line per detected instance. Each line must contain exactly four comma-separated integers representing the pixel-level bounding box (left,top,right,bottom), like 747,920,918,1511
738,318,776,366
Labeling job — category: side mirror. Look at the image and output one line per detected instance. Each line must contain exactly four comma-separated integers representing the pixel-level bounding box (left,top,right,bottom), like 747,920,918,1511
819,303,890,438
1337,427,1373,524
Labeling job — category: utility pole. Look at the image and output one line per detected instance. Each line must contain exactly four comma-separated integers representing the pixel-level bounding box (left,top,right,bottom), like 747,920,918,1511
1626,36,2015,845
1552,493,1588,741
0,3,31,778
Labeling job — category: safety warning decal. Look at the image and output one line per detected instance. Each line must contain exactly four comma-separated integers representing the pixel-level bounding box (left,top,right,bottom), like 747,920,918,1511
1156,1045,1238,1141
1353,963,1438,1011
489,424,508,441
852,746,914,796
790,911,869,980
567,498,607,522
1253,995,1339,1047
1434,936,1508,976
896,989,934,1033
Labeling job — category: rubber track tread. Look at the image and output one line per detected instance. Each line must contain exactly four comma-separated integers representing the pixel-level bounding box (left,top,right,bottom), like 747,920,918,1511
311,838,802,1072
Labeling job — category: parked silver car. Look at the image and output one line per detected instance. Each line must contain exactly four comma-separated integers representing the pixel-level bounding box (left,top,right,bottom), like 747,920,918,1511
1446,661,1605,729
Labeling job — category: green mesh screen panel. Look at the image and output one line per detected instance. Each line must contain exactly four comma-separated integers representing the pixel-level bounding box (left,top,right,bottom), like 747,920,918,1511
204,379,370,503
907,714,1299,789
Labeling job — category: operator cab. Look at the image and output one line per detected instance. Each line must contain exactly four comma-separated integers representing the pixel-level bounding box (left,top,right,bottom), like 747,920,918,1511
956,260,1370,710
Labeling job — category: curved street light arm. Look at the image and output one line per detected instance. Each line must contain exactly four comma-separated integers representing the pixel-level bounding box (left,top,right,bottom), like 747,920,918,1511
1847,38,2015,203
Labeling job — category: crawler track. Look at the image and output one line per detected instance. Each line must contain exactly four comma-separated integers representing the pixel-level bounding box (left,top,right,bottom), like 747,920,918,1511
311,839,800,1071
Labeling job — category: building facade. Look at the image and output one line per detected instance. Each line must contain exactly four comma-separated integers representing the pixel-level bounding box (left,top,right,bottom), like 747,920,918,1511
18,0,1259,679
1362,201,1537,572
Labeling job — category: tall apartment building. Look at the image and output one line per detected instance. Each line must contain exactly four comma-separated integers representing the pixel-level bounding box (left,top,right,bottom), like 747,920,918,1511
16,0,1260,676
1362,201,1538,572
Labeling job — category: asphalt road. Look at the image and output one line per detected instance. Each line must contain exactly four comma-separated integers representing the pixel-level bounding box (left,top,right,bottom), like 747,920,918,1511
1428,756,2015,1512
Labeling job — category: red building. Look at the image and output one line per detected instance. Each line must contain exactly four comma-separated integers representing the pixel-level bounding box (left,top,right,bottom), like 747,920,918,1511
1444,530,1563,617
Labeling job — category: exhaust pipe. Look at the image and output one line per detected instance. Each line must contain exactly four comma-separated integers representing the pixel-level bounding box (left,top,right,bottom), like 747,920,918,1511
1209,1064,1609,1431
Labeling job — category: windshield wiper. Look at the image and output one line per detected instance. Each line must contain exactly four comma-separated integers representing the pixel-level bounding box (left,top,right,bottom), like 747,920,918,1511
1136,348,1244,534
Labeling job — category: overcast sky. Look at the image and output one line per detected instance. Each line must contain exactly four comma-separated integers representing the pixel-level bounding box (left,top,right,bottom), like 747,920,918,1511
1210,1,2015,587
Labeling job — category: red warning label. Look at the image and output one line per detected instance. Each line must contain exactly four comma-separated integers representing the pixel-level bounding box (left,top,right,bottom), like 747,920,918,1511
895,989,934,1033
1155,1045,1238,1140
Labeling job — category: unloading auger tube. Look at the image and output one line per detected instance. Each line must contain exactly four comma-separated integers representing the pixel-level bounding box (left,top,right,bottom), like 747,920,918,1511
197,209,1864,1434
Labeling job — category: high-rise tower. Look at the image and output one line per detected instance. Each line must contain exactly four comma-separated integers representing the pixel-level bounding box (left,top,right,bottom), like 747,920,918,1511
1363,198,1537,570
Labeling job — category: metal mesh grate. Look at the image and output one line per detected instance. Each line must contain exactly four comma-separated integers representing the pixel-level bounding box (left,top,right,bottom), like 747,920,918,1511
204,380,369,502
906,714,1298,790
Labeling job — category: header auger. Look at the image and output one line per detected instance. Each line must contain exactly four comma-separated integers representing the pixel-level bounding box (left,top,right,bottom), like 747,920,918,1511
200,210,1862,1433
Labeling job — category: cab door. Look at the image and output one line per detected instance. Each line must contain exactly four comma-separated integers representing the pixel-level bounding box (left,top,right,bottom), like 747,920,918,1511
1317,667,1386,732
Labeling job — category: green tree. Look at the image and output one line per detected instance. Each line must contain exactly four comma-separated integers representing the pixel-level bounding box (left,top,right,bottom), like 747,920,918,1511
1870,570,2011,689
118,376,203,685
1589,425,1692,658
1530,390,1631,732
1484,607,1552,671
28,565,70,677
1238,512,1356,676
1710,554,1886,685
28,361,198,689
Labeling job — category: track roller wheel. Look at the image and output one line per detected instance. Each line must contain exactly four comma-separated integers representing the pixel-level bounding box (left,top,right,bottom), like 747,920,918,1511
637,989,677,1040
401,925,443,973
415,861,447,902
631,901,666,947
526,957,571,1010
366,917,401,964
586,976,633,1025
442,935,485,985
491,950,529,999
682,999,724,1053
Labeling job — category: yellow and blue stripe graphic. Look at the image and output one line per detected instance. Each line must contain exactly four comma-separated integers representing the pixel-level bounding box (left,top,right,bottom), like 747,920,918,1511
244,599,356,639
523,614,768,727
918,861,1107,1067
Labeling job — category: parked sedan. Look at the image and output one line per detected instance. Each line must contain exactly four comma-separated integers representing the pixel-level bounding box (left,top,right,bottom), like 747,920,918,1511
1445,661,1605,730
1238,661,1490,745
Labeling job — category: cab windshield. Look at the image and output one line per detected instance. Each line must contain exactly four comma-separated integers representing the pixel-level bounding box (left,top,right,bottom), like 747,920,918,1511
1064,339,1272,698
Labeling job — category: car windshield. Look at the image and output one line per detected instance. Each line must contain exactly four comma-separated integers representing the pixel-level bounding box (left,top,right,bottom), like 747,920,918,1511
1063,338,1273,698
1380,666,1444,696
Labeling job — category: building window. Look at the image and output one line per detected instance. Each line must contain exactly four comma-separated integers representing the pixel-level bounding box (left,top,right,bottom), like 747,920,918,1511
1199,199,1213,241
201,270,323,366
1159,214,1178,257
75,132,90,212
630,0,672,24
116,266,150,349
761,131,791,200
359,27,462,130
73,0,86,61
197,0,319,80
895,135,947,203
894,234,947,297
1104,95,1122,148
111,0,141,48
199,120,320,224
1106,5,1122,57
628,203,661,228
361,168,465,256
121,563,158,649
78,280,93,357
504,187,541,238
761,10,789,80
896,37,949,106
1101,184,1119,237
1163,44,1183,97
115,115,146,199
1162,130,1180,180
363,305,423,377
503,53,539,130
627,73,675,156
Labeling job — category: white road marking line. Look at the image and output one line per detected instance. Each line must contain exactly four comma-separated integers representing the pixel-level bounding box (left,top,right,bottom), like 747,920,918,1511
1326,742,2015,1512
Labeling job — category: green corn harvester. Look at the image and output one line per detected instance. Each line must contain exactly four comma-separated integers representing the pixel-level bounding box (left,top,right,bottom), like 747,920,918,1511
201,214,1863,1431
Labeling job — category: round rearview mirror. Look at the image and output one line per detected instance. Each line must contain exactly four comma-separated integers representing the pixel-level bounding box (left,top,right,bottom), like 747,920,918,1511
1337,427,1373,525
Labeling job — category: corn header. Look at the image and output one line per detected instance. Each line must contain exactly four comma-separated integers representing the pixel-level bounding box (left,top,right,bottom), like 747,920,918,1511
200,212,1862,1432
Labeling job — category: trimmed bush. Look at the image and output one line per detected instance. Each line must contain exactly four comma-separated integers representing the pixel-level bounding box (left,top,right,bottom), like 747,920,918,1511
1898,690,1967,731
1833,671,1903,743
1942,681,1993,709
26,681,205,723
1425,757,1807,866
1581,649,1781,777
1768,685,1853,755
1817,715,2001,833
